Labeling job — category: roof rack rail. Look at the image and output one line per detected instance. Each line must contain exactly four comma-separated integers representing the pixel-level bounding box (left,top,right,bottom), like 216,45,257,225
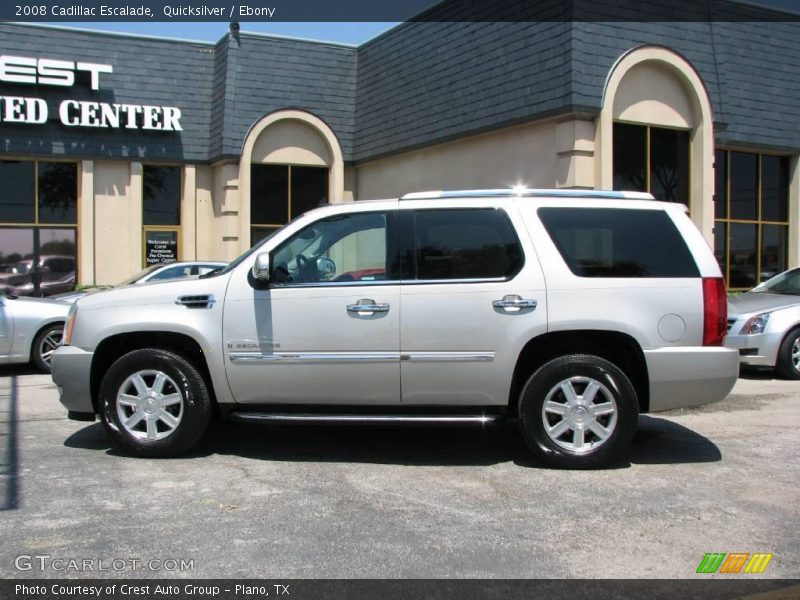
399,189,655,201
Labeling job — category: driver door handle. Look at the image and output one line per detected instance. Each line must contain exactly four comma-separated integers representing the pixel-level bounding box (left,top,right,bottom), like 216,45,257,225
492,295,537,312
347,299,390,315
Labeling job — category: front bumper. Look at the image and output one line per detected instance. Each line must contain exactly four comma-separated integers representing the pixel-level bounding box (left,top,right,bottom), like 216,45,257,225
725,329,783,368
644,346,739,412
51,345,95,418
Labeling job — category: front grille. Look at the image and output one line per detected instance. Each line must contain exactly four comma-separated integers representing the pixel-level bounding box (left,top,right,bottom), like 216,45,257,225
727,318,737,333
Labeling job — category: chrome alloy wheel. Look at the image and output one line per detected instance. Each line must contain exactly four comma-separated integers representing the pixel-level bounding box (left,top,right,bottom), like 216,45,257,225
38,328,63,369
541,376,618,453
792,337,800,371
116,370,184,441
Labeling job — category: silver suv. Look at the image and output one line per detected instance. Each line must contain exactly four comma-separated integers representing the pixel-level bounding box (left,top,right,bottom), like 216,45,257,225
52,189,738,468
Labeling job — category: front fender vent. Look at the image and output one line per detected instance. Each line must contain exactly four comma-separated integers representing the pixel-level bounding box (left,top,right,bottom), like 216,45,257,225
175,294,215,309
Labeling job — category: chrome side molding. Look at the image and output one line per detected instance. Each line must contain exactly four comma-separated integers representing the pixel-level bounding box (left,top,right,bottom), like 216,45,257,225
229,351,495,364
229,352,401,364
400,352,494,362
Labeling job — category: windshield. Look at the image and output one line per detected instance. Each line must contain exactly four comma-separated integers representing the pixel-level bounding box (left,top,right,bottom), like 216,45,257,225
204,227,284,278
753,268,800,296
117,264,163,286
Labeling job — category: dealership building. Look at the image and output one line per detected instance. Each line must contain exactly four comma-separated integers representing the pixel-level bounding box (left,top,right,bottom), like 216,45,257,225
1,4,799,291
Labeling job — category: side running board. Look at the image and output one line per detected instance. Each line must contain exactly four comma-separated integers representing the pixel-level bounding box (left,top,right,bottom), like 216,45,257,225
227,413,502,425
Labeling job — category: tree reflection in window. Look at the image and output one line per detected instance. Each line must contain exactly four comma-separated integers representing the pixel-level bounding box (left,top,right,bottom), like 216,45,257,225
38,162,78,224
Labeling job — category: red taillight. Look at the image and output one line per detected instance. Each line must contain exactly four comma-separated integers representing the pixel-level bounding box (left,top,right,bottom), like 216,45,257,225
702,277,727,346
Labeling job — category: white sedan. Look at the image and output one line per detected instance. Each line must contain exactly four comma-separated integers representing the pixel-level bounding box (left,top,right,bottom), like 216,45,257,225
51,261,227,303
0,293,69,372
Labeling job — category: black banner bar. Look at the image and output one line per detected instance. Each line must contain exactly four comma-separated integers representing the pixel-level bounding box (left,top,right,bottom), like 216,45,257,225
4,580,800,600
3,0,800,22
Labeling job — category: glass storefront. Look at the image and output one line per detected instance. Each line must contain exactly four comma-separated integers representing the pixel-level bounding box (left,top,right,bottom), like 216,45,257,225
143,165,182,267
613,123,690,203
0,160,78,297
714,150,790,290
250,164,329,246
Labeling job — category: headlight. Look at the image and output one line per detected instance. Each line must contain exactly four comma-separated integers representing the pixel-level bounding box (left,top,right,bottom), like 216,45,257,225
63,303,78,345
740,312,771,335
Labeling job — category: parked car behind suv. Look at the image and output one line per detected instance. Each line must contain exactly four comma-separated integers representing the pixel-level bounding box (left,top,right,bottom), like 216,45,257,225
0,255,75,297
726,266,800,379
51,189,738,468
51,261,227,304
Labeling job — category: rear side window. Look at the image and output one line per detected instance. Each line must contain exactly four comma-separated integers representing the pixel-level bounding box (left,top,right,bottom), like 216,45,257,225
413,208,523,280
538,207,699,278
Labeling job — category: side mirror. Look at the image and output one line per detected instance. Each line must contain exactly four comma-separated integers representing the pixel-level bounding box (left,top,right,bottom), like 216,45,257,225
317,257,336,278
251,253,271,281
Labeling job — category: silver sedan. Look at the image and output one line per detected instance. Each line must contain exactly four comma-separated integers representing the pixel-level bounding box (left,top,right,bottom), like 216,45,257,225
726,267,800,379
0,293,70,373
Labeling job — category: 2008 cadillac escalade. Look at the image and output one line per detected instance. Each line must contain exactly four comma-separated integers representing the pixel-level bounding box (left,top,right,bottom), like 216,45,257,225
52,189,738,468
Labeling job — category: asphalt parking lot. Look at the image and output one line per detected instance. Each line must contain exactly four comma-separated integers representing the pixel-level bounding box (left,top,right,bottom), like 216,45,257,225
0,366,798,579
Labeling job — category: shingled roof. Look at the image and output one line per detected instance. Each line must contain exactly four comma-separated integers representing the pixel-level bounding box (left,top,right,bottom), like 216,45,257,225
1,0,798,164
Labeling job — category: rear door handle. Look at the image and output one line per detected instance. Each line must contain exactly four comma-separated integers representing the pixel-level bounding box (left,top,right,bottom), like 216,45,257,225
492,295,537,312
347,299,390,315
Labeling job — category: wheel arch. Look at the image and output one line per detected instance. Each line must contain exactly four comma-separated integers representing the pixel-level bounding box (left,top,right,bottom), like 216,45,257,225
28,319,66,363
508,330,650,414
89,331,217,413
776,323,800,377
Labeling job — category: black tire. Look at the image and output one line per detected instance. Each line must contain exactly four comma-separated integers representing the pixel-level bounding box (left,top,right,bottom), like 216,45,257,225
776,327,800,380
518,354,638,469
99,348,212,457
31,323,64,373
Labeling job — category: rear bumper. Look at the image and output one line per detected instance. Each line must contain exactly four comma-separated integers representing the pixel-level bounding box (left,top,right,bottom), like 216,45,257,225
51,345,94,418
644,346,739,412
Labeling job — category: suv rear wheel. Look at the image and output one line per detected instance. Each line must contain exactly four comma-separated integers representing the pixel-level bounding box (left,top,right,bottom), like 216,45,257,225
518,354,638,469
99,348,212,457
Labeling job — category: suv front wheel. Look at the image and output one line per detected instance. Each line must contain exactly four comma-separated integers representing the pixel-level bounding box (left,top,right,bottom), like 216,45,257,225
99,348,212,457
518,354,638,469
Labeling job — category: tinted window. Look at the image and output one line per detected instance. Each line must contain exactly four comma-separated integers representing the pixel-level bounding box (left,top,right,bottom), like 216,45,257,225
761,155,789,222
42,257,75,273
143,166,181,226
613,124,646,192
538,208,699,278
290,166,328,219
760,224,788,281
413,209,523,280
729,222,757,289
650,128,689,203
714,149,728,219
251,165,289,225
730,152,757,220
0,161,35,223
38,162,77,224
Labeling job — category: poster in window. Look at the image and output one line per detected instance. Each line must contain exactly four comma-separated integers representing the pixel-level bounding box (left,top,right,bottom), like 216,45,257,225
145,230,178,266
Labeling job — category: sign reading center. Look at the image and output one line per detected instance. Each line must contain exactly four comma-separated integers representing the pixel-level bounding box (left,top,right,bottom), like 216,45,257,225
0,55,183,131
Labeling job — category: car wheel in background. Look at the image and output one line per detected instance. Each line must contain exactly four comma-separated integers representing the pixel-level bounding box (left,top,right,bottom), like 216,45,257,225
518,354,639,469
776,327,800,380
99,348,212,457
31,323,64,373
